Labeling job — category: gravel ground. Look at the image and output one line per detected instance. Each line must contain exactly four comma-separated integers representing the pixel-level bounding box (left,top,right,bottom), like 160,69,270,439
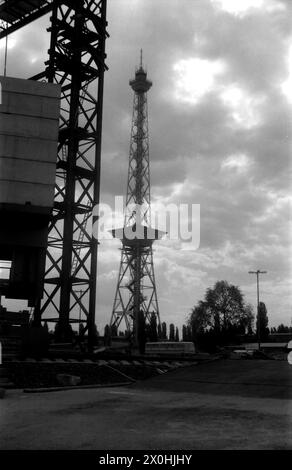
1,359,291,450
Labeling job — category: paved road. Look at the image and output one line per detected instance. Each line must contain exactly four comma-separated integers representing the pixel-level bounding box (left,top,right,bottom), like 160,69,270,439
0,359,291,450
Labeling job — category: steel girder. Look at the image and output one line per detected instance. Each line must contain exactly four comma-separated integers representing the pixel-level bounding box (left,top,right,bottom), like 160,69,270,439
29,0,108,349
0,0,53,40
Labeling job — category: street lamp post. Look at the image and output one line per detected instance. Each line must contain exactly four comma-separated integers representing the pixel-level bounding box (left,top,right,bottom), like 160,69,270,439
248,270,267,350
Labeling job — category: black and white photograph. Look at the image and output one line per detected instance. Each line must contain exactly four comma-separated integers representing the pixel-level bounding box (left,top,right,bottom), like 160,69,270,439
0,0,291,458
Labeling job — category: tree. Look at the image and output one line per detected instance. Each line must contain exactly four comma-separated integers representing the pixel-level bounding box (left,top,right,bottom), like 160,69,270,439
43,321,49,334
104,324,111,346
79,323,85,336
89,323,100,346
182,324,187,341
188,280,255,350
157,322,162,339
244,303,254,335
189,301,209,334
257,301,269,340
169,323,175,341
93,324,99,337
276,324,289,333
148,312,158,341
204,281,248,332
111,323,118,337
161,322,167,340
186,325,192,341
182,324,192,341
175,327,179,342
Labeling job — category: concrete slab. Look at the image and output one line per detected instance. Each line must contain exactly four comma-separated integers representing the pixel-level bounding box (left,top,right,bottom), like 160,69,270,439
0,76,60,99
0,75,60,208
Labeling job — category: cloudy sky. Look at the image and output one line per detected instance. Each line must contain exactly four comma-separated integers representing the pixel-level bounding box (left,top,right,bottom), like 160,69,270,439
1,0,291,332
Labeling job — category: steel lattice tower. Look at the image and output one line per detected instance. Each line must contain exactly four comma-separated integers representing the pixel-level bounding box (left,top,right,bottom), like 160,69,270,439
110,52,163,350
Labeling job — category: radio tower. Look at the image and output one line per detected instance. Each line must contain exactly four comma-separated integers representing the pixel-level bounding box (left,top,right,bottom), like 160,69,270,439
110,51,163,351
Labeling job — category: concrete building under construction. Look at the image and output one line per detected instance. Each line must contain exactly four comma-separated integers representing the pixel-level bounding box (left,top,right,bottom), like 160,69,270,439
0,76,60,305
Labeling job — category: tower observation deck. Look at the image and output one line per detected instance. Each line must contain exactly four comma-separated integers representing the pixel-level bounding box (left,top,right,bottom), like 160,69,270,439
110,52,164,353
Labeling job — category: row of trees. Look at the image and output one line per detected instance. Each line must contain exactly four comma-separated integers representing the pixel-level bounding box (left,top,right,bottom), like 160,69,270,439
104,317,181,345
270,325,292,333
103,280,272,352
51,279,288,353
103,316,291,346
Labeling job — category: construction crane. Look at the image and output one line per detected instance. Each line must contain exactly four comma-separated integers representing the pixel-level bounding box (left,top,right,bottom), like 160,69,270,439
0,0,109,351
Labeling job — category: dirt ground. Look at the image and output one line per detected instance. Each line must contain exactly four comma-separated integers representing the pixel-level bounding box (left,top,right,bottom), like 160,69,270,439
0,359,291,450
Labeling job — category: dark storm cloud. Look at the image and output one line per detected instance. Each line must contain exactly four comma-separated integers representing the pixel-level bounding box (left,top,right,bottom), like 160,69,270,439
198,8,289,93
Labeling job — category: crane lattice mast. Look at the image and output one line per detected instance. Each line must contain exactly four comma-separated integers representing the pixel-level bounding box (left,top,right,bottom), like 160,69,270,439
0,0,108,350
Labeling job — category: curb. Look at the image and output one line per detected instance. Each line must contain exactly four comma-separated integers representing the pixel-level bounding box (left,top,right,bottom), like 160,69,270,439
23,381,133,393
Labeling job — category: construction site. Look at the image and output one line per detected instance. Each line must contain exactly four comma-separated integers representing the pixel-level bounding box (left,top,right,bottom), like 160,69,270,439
0,0,291,453
0,0,210,394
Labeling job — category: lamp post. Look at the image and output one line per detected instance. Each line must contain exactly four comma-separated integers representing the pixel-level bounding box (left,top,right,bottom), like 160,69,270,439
248,270,267,349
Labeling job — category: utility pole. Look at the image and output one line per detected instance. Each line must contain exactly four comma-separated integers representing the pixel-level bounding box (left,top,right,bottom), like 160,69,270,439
248,270,267,349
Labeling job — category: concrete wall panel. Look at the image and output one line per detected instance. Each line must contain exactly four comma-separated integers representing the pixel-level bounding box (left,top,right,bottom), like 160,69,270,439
0,135,58,162
0,158,56,184
0,114,59,141
1,93,61,120
0,181,55,207
0,76,61,208
0,76,60,99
